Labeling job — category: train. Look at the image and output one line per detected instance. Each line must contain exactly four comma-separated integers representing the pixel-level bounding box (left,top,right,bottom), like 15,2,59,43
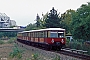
17,28,66,50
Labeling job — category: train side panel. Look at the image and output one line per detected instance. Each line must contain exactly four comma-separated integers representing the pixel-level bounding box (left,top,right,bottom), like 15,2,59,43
45,38,65,44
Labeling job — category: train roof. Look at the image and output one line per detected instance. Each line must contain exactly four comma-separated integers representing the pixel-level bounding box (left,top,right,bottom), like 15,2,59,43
18,28,65,33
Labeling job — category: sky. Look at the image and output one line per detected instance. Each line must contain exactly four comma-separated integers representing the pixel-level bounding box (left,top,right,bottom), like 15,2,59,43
0,0,89,26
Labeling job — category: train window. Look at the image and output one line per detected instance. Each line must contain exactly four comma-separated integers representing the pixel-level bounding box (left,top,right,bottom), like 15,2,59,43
41,32,44,37
30,33,31,37
29,33,30,37
32,33,33,37
34,32,35,37
27,33,29,37
32,32,33,37
25,33,26,36
24,33,25,36
33,32,35,37
44,31,47,37
21,33,22,36
35,32,38,37
23,33,25,36
17,34,18,36
25,33,27,36
22,33,24,36
26,33,28,36
38,32,41,37
36,32,38,37
50,32,58,38
43,31,48,38
39,31,44,37
31,32,32,37
34,32,36,37
58,32,64,38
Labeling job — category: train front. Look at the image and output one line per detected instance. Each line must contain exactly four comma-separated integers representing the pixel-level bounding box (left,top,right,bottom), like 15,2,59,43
46,29,66,50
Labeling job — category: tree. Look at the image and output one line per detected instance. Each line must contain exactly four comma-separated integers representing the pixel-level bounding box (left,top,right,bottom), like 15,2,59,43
71,2,90,40
60,9,75,34
44,7,61,28
35,14,41,27
42,12,48,28
25,23,37,31
0,32,17,38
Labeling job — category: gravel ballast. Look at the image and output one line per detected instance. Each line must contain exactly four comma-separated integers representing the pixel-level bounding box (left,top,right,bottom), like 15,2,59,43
16,41,82,60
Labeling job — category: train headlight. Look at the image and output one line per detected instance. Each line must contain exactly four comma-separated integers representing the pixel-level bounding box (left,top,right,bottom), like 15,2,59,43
51,39,54,43
61,39,64,43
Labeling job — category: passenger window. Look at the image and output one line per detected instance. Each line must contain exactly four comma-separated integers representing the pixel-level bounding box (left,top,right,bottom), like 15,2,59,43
58,32,64,38
50,32,58,38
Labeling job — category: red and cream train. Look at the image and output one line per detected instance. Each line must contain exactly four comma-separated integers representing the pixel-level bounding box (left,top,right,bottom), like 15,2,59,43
17,28,66,50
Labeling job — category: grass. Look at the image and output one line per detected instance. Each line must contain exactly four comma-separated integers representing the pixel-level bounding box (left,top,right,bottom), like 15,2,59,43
0,40,5,44
66,39,90,55
7,38,15,44
9,44,24,60
0,37,80,60
0,37,16,44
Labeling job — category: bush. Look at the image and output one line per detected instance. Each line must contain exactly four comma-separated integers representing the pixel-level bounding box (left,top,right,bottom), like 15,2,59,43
9,45,24,59
66,39,90,55
7,39,14,44
7,37,16,44
0,40,4,44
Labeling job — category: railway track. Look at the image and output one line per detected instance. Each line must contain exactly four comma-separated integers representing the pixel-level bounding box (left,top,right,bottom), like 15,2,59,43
57,50,90,60
15,40,90,60
46,48,90,60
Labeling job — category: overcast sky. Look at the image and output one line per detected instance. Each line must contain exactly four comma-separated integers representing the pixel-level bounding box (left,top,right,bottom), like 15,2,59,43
0,0,89,26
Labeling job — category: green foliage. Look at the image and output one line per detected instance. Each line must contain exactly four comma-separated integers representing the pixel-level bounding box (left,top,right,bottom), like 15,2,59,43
0,40,4,44
25,23,37,31
9,45,24,59
60,9,75,34
44,7,61,28
31,53,39,60
71,2,90,40
0,32,3,38
35,14,41,27
66,39,71,47
0,32,17,38
25,23,46,31
7,39,14,44
66,39,90,55
66,39,83,49
26,58,31,60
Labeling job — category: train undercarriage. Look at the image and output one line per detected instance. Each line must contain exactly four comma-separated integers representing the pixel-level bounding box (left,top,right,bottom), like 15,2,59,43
17,39,65,51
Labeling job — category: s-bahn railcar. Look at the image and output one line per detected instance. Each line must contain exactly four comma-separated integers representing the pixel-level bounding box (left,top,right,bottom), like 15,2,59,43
17,28,66,50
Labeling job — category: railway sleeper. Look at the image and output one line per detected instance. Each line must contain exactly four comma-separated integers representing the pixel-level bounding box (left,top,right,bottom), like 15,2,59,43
63,48,88,55
73,50,88,54
71,49,76,52
82,51,88,54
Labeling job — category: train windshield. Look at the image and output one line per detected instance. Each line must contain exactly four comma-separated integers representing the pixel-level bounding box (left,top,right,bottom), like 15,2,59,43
50,31,64,38
58,32,64,38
